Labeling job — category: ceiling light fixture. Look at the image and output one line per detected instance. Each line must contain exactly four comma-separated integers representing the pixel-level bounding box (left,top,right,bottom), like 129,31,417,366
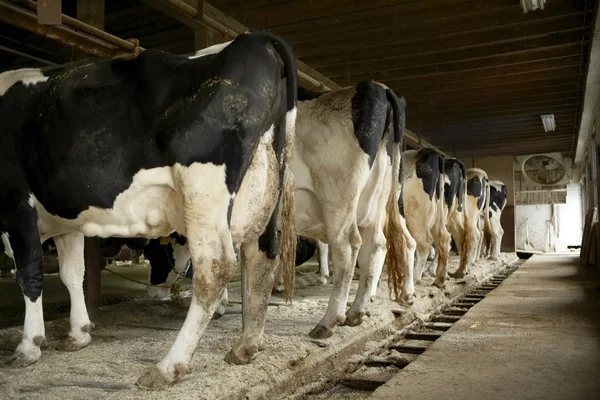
520,0,546,13
541,114,555,132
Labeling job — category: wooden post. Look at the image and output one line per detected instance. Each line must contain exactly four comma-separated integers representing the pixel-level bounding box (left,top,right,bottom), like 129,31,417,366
37,0,62,25
78,0,105,320
193,2,216,51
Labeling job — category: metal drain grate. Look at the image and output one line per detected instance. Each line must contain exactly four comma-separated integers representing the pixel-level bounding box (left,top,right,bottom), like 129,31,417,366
299,263,521,398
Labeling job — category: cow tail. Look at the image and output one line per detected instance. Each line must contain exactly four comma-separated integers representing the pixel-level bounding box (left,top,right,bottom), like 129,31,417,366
483,179,493,257
262,31,298,302
383,89,408,302
436,154,449,276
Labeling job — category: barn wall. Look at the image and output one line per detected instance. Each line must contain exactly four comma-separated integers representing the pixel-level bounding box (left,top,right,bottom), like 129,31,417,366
466,155,515,252
515,184,583,252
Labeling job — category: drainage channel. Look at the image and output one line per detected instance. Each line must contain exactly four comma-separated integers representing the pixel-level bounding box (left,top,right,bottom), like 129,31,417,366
294,263,520,399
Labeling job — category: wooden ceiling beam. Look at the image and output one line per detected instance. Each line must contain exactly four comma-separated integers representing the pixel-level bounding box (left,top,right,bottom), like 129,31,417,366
409,88,580,108
341,56,581,88
394,66,581,95
295,11,587,62
310,35,584,76
404,81,579,103
421,123,576,138
413,97,579,114
412,107,578,126
241,0,519,33
290,2,584,54
420,122,576,138
417,111,577,131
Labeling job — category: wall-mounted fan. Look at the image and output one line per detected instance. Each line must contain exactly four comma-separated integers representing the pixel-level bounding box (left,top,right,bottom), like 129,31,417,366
522,154,565,185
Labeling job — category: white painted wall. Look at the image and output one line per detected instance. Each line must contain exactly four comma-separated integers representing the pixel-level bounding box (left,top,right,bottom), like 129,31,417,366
515,184,583,252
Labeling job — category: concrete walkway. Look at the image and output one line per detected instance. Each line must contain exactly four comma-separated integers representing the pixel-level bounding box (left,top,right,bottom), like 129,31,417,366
369,254,600,400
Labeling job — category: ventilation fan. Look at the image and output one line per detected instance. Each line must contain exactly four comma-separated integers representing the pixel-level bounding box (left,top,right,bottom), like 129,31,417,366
523,154,565,185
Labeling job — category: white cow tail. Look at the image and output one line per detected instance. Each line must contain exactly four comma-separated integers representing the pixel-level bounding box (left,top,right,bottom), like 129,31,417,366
482,178,493,257
383,89,408,302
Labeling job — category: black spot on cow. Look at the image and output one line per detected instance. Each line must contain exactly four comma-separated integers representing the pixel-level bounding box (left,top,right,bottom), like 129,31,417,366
489,183,507,214
351,82,390,167
443,158,466,212
415,148,442,201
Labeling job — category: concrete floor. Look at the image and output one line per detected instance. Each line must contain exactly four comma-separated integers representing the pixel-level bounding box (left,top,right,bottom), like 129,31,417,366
0,264,155,329
369,254,600,400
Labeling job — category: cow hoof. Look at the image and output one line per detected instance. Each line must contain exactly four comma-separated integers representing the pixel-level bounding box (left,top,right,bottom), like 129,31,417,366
57,332,91,352
212,305,226,320
136,368,174,390
316,275,328,285
344,311,365,327
401,294,415,306
309,325,335,339
272,284,285,294
432,280,446,289
449,271,465,279
6,348,41,368
224,345,258,365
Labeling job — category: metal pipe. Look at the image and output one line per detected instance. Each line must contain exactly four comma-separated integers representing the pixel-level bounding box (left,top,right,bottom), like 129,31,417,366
0,43,57,65
18,0,141,54
163,0,239,38
0,1,122,58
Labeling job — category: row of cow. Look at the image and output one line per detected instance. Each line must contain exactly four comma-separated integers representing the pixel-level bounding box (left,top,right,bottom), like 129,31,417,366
0,31,507,390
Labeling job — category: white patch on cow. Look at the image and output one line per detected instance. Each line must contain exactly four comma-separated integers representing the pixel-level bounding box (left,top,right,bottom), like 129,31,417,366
230,124,279,244
14,295,45,364
0,68,48,97
33,167,184,241
188,41,232,59
286,107,297,142
54,232,92,347
1,232,14,260
444,175,451,185
28,193,35,208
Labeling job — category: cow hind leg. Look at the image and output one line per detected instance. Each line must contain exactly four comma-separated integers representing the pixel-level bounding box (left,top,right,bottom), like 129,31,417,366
137,229,237,389
54,232,93,351
225,240,277,364
309,220,361,339
413,230,433,285
137,166,237,389
213,288,229,319
346,225,385,326
3,196,46,367
317,240,330,285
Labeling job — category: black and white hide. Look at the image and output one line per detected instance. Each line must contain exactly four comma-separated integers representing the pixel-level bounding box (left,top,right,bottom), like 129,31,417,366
450,168,490,279
401,148,451,288
482,180,508,259
0,31,297,389
273,81,413,340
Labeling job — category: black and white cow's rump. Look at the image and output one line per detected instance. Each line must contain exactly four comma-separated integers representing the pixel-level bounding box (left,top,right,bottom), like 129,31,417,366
287,81,414,339
401,148,451,288
451,168,489,278
0,31,298,389
443,158,467,254
482,180,507,259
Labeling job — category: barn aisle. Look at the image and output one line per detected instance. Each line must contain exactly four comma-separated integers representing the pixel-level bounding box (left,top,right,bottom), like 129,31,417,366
369,254,600,400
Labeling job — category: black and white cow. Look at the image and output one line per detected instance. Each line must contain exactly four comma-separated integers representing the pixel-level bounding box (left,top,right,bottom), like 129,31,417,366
422,157,466,278
0,31,298,389
443,158,467,254
450,168,489,279
272,82,413,339
482,180,507,259
400,148,451,288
